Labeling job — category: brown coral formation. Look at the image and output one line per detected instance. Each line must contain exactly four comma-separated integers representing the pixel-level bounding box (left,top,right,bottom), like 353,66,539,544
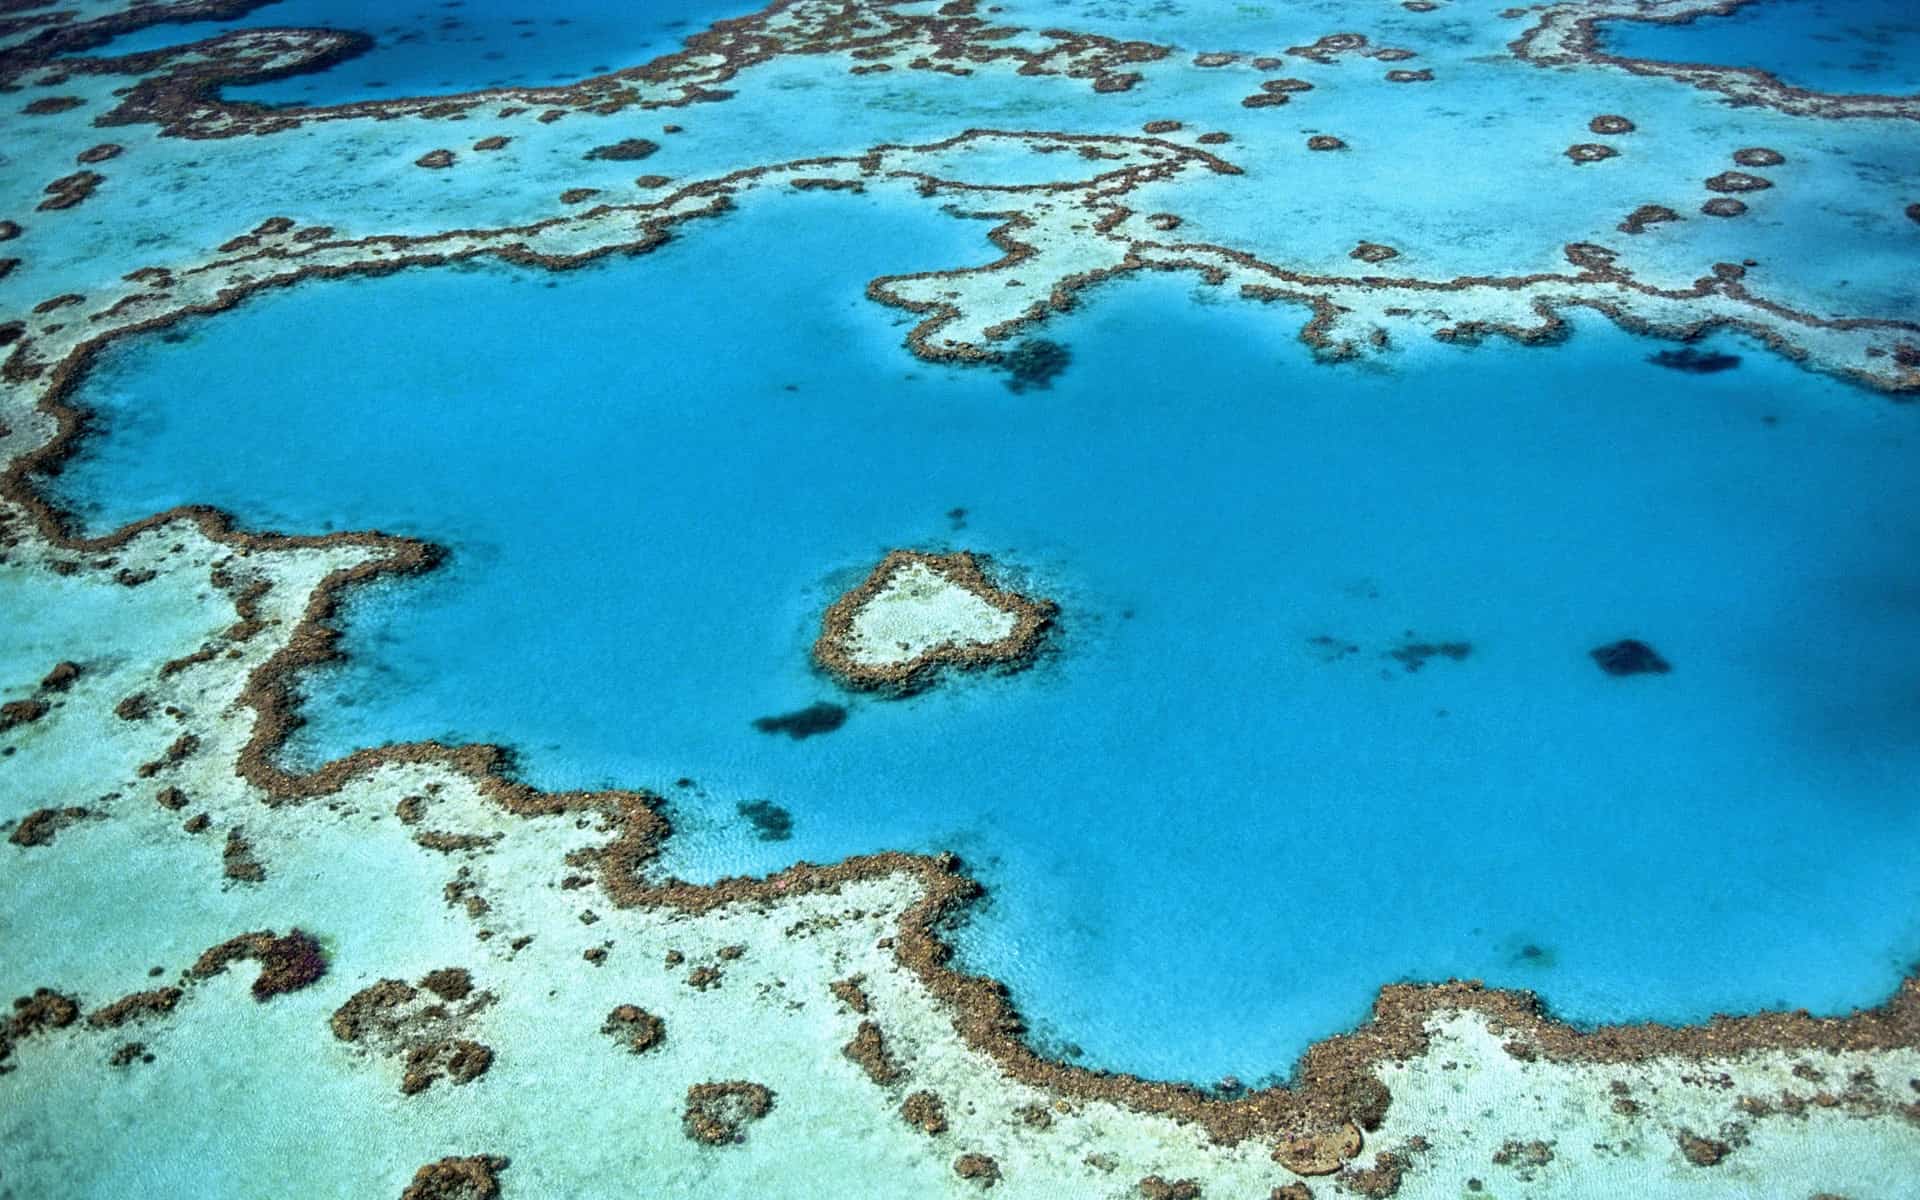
188,929,326,1000
136,733,200,777
558,188,600,205
330,970,495,1094
601,1003,665,1053
1618,203,1681,234
1564,143,1617,164
812,550,1056,694
830,975,872,1013
415,150,456,169
22,95,83,115
901,1089,949,1133
843,1019,904,1085
2,988,80,1069
1732,146,1784,168
39,661,80,691
1705,170,1772,193
397,1155,509,1200
36,169,103,212
1702,197,1747,218
76,144,123,165
1677,1131,1730,1166
1336,1152,1407,1198
472,136,510,151
8,806,92,847
1384,69,1432,83
1,697,49,730
8,988,80,1043
953,1153,1001,1186
1307,135,1346,151
1588,114,1634,134
222,827,267,882
683,1080,775,1144
404,1039,493,1093
1350,242,1398,264
86,987,183,1029
1273,1123,1364,1176
1492,1139,1553,1169
108,1041,150,1067
584,138,659,161
1139,1177,1201,1199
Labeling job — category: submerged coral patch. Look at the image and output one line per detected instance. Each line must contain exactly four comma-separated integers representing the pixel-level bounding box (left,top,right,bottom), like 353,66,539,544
1589,638,1671,676
736,798,794,841
1650,347,1740,374
1000,338,1071,393
751,702,847,739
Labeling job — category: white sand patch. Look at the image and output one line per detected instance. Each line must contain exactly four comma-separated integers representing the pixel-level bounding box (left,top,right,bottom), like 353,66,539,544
844,560,1019,668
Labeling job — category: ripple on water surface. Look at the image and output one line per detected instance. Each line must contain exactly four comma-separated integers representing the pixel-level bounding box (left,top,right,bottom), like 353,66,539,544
52,187,1920,1083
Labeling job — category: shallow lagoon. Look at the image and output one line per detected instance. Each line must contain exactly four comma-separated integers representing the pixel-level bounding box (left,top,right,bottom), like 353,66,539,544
80,0,744,104
53,186,1920,1083
1602,0,1920,96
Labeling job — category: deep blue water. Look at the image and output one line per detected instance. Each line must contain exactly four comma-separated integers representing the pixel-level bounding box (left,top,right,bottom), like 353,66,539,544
80,0,743,104
1603,0,1920,96
53,189,1920,1083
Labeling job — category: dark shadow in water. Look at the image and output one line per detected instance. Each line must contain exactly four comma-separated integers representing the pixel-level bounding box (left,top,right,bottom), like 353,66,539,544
751,701,848,739
1649,347,1742,374
1590,638,1671,676
736,798,794,841
1002,338,1071,393
1387,639,1472,673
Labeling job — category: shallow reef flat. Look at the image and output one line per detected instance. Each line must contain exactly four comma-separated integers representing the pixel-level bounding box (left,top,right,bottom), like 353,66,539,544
3,0,1919,1196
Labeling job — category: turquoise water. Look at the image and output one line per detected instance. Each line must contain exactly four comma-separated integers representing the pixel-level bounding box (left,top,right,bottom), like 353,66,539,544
1603,0,1920,96
78,0,742,104
51,187,1920,1083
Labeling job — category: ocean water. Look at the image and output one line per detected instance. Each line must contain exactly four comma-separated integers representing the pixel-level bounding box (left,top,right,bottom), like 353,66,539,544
77,0,743,104
1602,0,1920,96
51,185,1920,1084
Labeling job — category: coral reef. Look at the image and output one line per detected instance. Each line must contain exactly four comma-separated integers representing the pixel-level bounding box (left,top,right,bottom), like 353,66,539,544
584,138,659,161
330,970,495,1094
188,930,327,1000
901,1089,949,1134
682,1081,775,1144
813,550,1056,694
397,1155,509,1200
601,1004,665,1053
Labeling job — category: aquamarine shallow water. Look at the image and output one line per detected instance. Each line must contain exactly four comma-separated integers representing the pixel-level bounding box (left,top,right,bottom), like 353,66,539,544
80,0,741,104
51,187,1920,1083
1602,0,1920,95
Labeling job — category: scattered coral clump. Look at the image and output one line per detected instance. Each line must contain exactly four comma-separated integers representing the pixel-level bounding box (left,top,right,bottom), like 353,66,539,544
683,1081,775,1144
